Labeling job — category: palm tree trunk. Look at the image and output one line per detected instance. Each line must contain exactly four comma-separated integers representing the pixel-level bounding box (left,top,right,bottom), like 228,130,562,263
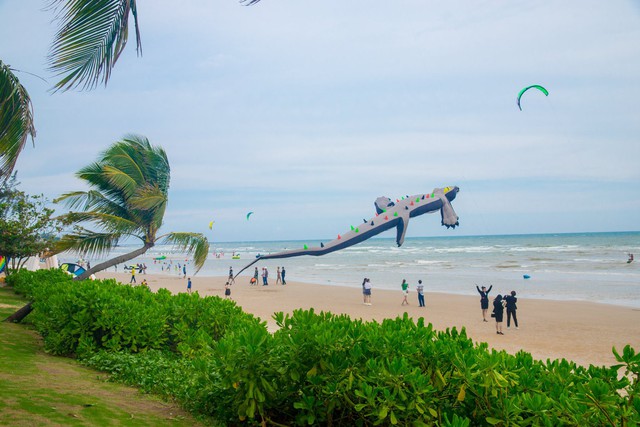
4,301,32,323
75,242,154,281
4,243,154,323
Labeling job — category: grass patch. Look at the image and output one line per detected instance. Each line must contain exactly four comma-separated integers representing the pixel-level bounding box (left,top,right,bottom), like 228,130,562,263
0,285,208,427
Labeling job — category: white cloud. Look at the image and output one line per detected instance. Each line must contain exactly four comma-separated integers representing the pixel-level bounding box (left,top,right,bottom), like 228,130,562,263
2,0,639,241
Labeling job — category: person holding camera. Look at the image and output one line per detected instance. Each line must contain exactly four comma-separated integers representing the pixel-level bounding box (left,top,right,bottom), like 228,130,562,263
504,291,518,329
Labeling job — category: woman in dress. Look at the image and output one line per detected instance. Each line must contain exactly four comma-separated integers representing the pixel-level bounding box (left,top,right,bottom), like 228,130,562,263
476,284,493,322
492,294,505,335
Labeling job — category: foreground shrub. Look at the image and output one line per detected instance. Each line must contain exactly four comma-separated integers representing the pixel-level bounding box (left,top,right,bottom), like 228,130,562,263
7,269,640,426
6,269,261,357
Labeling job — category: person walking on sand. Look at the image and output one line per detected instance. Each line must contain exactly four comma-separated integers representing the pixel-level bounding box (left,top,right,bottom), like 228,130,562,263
492,294,505,335
504,290,518,329
130,267,136,284
416,280,425,307
228,266,234,284
281,266,286,284
187,277,192,293
363,278,372,305
276,266,282,285
362,278,368,304
224,281,231,299
401,279,409,305
476,284,493,322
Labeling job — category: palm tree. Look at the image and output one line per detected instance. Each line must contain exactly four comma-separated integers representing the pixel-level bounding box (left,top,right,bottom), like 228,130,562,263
54,134,209,280
0,61,36,181
47,0,143,92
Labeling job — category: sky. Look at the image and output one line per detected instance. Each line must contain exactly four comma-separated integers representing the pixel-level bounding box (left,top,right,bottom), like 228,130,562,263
1,0,639,243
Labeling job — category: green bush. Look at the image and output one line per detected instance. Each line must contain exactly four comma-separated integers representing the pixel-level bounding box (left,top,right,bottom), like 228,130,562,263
7,270,261,358
7,269,640,426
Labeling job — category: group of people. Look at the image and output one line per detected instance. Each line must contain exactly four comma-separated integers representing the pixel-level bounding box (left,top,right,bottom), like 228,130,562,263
361,278,426,307
248,266,286,286
476,285,518,335
359,280,518,334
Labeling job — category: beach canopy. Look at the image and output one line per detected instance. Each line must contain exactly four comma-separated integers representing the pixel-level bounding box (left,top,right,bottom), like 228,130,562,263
234,186,460,278
60,263,86,277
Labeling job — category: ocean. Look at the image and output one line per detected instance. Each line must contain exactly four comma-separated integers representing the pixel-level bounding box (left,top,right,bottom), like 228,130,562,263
71,232,640,308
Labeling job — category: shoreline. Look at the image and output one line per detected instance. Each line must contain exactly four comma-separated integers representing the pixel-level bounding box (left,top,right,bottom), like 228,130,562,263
97,271,640,368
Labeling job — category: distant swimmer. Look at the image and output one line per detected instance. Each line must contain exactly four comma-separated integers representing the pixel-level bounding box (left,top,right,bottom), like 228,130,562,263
628,253,634,264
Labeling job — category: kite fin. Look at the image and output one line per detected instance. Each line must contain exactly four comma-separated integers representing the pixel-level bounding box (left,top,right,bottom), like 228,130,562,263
395,212,410,247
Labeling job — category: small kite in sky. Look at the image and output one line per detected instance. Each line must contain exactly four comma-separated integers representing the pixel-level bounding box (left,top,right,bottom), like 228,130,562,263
246,212,254,221
517,85,549,110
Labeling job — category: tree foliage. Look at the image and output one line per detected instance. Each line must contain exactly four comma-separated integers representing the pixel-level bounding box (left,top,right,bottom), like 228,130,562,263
47,0,142,92
0,62,36,181
0,175,61,275
54,135,209,279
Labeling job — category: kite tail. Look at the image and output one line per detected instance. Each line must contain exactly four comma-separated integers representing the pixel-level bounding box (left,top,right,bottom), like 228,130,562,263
439,191,459,228
234,257,261,280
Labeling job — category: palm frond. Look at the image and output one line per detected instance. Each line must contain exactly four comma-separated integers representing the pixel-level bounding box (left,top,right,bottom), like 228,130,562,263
57,210,140,234
47,0,141,92
129,184,167,211
158,232,210,273
55,189,132,220
53,227,123,258
0,61,36,180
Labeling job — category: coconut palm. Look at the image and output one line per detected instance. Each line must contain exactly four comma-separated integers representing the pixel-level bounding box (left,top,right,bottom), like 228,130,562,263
47,0,143,92
0,61,36,181
54,134,209,280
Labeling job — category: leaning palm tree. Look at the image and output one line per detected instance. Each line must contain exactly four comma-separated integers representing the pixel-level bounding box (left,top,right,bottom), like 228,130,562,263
54,134,209,280
0,61,36,181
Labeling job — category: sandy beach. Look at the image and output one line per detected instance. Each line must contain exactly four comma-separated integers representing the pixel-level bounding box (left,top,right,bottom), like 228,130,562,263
97,271,640,368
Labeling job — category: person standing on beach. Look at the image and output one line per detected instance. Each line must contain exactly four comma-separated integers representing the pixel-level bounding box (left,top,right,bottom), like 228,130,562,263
262,267,269,285
492,294,505,335
363,278,372,305
228,266,235,284
182,264,186,279
416,280,425,307
476,284,493,322
362,278,368,304
281,266,286,284
224,281,231,299
130,267,136,284
401,279,409,305
252,267,259,285
276,266,282,285
504,291,518,329
187,277,192,293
